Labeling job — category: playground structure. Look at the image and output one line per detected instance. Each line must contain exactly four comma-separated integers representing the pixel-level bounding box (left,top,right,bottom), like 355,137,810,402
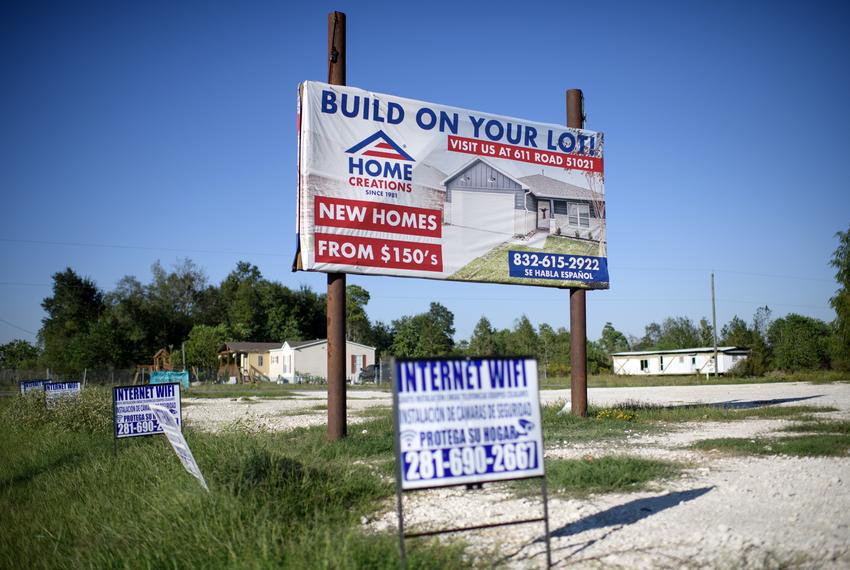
133,348,173,384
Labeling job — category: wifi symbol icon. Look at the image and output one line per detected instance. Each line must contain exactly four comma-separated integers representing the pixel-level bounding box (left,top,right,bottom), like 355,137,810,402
400,430,419,450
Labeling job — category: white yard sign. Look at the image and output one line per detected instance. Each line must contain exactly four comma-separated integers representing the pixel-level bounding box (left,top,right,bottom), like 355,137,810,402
113,383,181,439
393,357,544,490
44,381,81,408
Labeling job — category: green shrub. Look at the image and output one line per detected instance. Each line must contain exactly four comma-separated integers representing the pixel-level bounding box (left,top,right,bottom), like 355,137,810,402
1,387,112,434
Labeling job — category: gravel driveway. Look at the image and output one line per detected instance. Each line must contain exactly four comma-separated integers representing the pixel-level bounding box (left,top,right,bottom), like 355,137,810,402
185,382,850,568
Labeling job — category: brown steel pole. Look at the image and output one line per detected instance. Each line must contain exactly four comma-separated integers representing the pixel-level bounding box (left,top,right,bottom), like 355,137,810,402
567,89,588,417
327,11,347,441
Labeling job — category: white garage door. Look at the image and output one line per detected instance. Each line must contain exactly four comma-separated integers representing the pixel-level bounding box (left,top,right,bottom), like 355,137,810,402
451,191,515,235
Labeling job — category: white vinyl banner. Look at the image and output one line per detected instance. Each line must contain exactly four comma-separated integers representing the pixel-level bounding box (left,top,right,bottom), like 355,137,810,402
149,404,209,492
296,81,608,289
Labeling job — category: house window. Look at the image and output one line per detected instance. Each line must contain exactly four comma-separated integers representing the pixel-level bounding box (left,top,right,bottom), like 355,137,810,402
679,356,684,363
640,359,649,371
660,356,664,370
691,357,697,366
553,200,568,215
568,203,590,227
257,355,263,366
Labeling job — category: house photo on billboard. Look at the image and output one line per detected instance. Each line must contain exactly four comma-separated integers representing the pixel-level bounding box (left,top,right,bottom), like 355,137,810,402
442,157,605,242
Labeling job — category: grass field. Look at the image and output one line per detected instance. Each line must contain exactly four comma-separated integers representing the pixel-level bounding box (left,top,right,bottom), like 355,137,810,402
0,396,471,569
538,370,850,390
691,418,850,457
1,389,842,568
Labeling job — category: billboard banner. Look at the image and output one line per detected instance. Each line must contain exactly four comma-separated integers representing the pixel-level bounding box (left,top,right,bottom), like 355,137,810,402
392,357,544,490
296,81,608,289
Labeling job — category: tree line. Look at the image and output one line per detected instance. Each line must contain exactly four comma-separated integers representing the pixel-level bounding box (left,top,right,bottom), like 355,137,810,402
3,227,849,377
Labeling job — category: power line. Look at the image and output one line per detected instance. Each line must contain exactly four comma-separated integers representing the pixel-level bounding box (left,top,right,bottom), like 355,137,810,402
0,318,37,337
615,265,832,283
0,238,288,258
1,237,835,283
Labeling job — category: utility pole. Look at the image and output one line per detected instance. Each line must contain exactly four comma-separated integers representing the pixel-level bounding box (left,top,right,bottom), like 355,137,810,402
567,89,588,417
326,11,347,441
711,272,718,378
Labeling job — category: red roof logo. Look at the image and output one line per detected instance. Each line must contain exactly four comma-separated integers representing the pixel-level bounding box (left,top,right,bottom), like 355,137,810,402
345,130,414,162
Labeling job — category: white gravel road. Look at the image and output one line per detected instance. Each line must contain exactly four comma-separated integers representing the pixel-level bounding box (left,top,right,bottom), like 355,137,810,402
184,382,850,568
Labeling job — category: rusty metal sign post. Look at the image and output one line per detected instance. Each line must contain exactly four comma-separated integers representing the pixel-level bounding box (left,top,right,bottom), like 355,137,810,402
568,89,589,417
326,11,347,441
391,357,552,568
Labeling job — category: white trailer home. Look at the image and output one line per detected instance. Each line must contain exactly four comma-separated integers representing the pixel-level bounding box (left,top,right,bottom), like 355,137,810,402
611,347,749,376
268,339,375,384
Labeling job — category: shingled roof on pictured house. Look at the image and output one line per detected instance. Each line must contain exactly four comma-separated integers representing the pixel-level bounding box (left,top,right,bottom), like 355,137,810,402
286,339,327,349
219,342,283,353
518,174,604,202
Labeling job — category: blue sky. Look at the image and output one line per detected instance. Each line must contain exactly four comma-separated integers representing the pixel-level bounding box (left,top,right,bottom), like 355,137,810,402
2,0,849,345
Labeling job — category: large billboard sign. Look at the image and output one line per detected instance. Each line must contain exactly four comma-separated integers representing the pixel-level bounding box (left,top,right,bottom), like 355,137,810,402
296,81,608,289
392,357,544,490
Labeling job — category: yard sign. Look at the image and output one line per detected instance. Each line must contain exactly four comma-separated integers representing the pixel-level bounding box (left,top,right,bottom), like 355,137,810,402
113,383,181,439
393,357,544,489
44,381,81,408
296,81,608,289
19,380,48,395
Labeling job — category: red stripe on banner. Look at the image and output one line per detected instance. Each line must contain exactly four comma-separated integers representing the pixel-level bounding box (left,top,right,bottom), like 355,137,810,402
446,135,604,173
315,233,443,272
315,196,442,238
375,142,394,150
362,150,408,160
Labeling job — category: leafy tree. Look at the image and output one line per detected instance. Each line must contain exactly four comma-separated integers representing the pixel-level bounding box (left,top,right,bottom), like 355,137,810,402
720,308,772,376
146,259,210,349
367,321,395,363
540,325,570,377
184,324,228,376
829,226,850,370
346,285,371,343
0,339,40,369
39,268,105,372
768,313,830,371
391,303,455,358
656,317,701,349
469,316,498,356
507,315,538,356
698,318,714,347
636,322,662,350
586,340,611,374
721,315,751,346
599,322,629,355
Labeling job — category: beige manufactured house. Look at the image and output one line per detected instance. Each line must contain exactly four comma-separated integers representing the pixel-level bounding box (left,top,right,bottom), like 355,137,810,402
268,339,375,383
217,342,281,383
